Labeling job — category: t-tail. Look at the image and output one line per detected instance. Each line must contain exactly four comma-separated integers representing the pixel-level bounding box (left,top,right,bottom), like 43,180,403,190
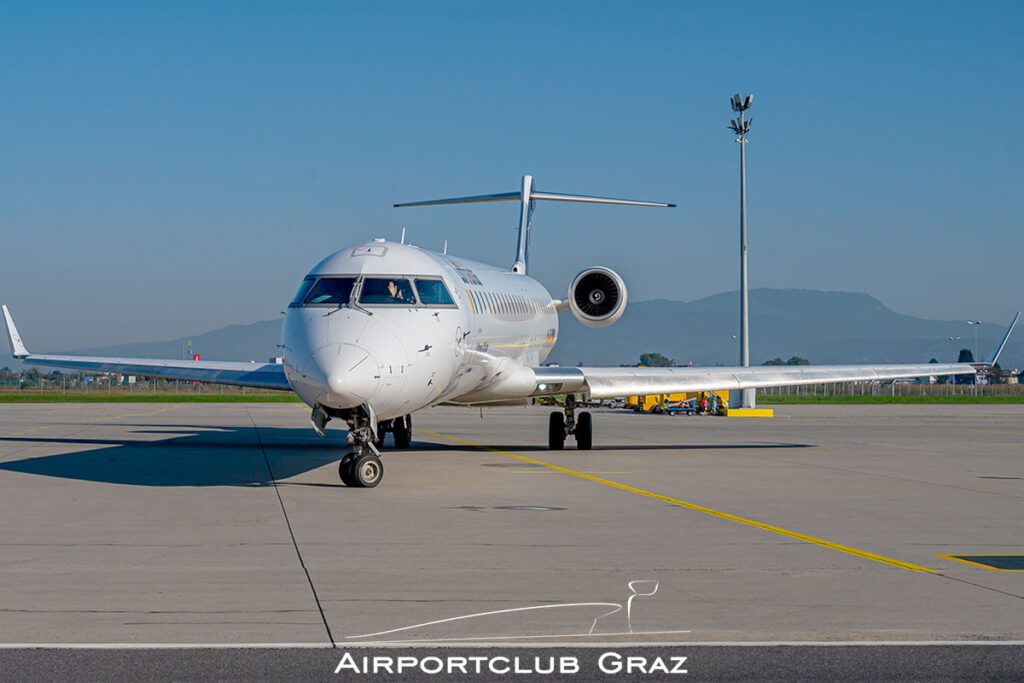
394,174,675,275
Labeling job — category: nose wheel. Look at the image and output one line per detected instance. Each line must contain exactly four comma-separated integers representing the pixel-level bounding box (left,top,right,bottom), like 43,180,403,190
340,452,383,488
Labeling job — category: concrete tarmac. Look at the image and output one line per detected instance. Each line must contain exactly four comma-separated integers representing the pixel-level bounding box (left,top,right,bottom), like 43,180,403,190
0,403,1021,663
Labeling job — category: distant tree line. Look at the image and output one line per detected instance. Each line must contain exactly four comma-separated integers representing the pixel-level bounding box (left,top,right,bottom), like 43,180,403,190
761,356,810,366
639,352,675,367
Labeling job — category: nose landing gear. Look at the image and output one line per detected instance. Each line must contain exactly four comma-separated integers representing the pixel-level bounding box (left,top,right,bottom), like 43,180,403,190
332,403,384,488
548,394,592,450
334,407,413,488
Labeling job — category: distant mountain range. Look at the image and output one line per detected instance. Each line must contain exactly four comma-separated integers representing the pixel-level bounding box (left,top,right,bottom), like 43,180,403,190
60,289,1021,369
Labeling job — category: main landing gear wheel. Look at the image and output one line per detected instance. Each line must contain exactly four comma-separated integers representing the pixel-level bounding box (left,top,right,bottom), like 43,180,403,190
548,395,593,450
393,414,412,449
575,411,593,450
548,411,566,450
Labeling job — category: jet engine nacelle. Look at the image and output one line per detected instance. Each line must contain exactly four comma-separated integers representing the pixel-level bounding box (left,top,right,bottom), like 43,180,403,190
568,267,627,328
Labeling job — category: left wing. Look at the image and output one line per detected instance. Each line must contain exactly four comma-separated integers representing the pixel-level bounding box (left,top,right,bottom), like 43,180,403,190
528,312,1023,399
532,363,973,399
3,305,291,391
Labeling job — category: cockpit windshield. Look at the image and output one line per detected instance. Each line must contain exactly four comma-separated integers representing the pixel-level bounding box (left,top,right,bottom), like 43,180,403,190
359,278,417,305
289,277,316,307
414,278,455,305
304,277,356,305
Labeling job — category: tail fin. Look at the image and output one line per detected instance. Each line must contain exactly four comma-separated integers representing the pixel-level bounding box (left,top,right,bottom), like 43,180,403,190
978,312,1019,366
395,175,674,275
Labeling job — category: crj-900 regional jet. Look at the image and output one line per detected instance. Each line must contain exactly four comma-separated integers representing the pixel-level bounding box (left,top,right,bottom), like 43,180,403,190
4,176,1017,488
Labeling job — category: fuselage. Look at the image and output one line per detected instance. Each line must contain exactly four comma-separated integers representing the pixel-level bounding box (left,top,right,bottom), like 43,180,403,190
282,239,558,420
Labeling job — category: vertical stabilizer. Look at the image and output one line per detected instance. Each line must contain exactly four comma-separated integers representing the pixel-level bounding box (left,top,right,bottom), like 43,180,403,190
511,175,534,274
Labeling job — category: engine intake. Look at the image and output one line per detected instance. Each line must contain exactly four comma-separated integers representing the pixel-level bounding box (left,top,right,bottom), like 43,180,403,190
568,267,627,328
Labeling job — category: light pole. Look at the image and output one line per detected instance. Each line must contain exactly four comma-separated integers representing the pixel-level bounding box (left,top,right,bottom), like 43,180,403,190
965,321,982,363
948,336,961,393
729,92,755,408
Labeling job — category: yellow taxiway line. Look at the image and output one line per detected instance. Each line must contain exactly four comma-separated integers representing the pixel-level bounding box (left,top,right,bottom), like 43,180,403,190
423,429,939,574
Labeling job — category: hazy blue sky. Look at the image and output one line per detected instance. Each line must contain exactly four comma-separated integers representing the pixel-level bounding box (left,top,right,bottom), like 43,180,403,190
2,1,1021,352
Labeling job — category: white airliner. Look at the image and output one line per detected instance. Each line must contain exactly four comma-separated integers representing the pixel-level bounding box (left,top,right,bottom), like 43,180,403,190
4,175,1015,488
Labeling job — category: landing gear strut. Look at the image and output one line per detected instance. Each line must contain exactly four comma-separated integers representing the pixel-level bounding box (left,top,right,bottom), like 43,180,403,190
548,394,592,450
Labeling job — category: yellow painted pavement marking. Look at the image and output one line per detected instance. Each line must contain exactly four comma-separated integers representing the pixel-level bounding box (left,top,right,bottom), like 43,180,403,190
423,429,939,574
509,470,633,474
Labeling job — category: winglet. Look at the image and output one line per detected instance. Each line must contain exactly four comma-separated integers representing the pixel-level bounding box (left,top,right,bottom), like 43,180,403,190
979,312,1019,366
2,305,30,358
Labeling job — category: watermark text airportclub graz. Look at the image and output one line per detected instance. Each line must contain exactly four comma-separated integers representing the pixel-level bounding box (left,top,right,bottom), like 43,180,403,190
333,651,689,676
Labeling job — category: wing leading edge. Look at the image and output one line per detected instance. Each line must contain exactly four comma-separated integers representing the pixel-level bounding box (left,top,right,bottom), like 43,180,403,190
533,363,974,400
2,305,290,391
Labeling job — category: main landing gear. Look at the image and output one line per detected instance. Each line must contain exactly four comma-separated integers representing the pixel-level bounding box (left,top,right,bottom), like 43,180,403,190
548,394,592,451
374,414,412,450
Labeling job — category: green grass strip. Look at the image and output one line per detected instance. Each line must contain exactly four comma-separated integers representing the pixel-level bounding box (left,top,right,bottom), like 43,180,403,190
0,393,300,403
757,394,1024,405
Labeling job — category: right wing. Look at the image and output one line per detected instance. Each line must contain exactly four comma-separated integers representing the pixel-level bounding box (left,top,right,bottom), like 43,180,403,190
3,305,291,391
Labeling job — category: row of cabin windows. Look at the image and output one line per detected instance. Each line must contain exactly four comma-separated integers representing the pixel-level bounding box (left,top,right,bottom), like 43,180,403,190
290,276,455,308
475,290,543,318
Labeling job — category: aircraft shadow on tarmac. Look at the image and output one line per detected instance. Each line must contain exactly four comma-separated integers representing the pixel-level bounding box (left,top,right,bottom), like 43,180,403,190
0,426,815,488
0,426,343,488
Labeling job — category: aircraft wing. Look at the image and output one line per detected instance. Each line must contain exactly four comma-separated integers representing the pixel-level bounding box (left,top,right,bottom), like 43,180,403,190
532,363,974,399
3,305,291,391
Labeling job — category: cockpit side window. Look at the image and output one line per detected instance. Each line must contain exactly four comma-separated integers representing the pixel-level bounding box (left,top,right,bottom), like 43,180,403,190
359,278,417,305
304,277,357,305
289,277,316,307
414,278,455,306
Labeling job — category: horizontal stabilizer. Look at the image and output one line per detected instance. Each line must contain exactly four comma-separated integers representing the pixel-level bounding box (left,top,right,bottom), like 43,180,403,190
394,192,520,207
394,174,675,276
395,190,674,208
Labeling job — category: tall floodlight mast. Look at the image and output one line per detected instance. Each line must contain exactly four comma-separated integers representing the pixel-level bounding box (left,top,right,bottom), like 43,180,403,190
729,93,755,408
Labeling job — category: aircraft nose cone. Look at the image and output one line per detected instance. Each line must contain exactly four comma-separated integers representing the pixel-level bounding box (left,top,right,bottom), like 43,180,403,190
327,372,351,397
313,343,381,409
